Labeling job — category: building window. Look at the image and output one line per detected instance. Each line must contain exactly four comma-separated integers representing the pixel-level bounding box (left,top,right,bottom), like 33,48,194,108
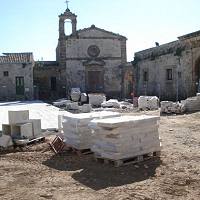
51,77,57,91
167,69,172,80
143,71,148,82
3,71,9,77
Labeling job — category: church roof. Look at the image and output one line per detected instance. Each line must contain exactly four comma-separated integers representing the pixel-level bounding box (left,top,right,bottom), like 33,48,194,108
178,30,200,40
77,25,127,40
0,53,33,63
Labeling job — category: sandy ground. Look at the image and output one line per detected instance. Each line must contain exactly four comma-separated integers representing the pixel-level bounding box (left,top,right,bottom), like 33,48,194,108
0,109,200,200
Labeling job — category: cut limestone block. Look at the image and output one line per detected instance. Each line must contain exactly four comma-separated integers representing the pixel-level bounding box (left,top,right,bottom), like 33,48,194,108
29,119,42,136
11,123,33,138
70,93,80,102
88,94,106,106
0,134,13,147
2,124,11,136
138,96,159,110
81,93,87,102
58,115,63,134
68,102,79,110
82,104,92,113
62,111,120,150
8,110,29,124
89,115,162,161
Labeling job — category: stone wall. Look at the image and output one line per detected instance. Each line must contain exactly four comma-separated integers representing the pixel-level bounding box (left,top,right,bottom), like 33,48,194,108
133,32,200,101
0,62,33,101
33,62,66,100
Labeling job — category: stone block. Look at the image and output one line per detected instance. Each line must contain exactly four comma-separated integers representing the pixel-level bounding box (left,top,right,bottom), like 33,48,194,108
81,93,87,102
82,104,92,113
68,102,79,110
11,123,33,138
8,110,29,124
29,119,42,136
0,134,13,147
88,94,106,106
2,124,11,136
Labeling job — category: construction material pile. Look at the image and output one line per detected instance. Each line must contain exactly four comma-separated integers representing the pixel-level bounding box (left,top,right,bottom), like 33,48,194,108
88,94,106,106
181,93,200,112
89,115,162,160
62,111,120,150
161,101,186,114
138,96,159,110
1,110,42,147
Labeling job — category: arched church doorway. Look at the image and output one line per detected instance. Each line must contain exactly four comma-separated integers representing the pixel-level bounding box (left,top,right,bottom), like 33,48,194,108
124,70,134,98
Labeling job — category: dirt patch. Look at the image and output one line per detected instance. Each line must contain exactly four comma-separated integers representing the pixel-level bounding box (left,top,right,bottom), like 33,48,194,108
0,110,200,200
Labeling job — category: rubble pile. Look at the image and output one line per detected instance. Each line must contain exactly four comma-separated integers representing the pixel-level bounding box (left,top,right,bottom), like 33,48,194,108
161,101,186,114
53,99,71,107
62,111,120,150
138,96,159,110
88,94,106,106
120,101,133,109
101,99,120,108
89,115,162,160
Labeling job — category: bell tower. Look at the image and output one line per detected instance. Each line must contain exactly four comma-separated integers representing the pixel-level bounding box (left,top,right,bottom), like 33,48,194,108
56,2,78,98
57,2,77,67
58,2,77,38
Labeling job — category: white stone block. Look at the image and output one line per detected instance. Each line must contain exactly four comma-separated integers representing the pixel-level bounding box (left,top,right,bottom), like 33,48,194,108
0,134,13,147
29,119,42,136
70,93,80,102
81,93,87,102
88,94,106,106
11,123,33,138
2,124,11,136
58,115,63,134
8,110,29,124
82,104,92,113
68,102,79,110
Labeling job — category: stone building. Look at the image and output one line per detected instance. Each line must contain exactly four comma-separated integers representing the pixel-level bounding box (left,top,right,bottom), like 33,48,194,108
0,53,34,101
34,7,127,100
132,30,200,101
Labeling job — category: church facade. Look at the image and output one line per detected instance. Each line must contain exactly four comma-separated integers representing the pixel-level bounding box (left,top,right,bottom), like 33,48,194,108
34,8,127,100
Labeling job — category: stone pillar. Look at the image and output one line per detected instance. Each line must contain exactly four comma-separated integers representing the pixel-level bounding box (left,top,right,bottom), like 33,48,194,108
59,19,65,38
72,19,77,36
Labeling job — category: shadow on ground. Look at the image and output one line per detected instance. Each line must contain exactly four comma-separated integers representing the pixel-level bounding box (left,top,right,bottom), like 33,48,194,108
43,151,162,190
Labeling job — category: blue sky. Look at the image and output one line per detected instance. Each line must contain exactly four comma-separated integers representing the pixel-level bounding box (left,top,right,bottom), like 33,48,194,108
0,0,200,61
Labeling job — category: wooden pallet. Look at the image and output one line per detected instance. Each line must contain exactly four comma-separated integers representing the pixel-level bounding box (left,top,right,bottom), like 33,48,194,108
49,136,67,156
94,151,161,167
69,147,93,156
13,136,45,147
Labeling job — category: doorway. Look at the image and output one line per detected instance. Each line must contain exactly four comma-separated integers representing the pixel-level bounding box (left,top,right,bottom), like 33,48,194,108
16,77,24,95
87,70,103,93
124,70,134,98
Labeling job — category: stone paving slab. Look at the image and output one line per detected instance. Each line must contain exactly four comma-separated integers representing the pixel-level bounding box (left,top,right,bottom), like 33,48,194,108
0,101,71,131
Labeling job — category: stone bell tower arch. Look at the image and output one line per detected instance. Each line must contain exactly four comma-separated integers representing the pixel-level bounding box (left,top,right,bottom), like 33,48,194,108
57,3,77,68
